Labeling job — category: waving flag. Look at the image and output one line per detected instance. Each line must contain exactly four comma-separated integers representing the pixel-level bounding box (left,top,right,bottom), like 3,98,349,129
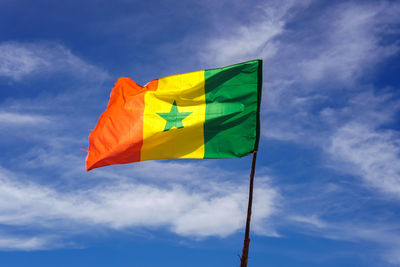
86,60,262,171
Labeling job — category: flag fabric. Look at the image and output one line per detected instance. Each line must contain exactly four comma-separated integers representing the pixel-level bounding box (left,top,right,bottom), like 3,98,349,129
86,60,262,171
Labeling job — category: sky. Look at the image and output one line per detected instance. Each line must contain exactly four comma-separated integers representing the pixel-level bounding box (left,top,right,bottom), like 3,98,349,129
0,0,400,266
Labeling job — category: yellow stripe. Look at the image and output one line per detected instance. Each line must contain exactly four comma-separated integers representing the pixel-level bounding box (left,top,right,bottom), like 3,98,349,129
141,70,205,160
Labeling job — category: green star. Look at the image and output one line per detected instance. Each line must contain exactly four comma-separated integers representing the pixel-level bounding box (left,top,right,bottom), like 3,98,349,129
157,100,192,131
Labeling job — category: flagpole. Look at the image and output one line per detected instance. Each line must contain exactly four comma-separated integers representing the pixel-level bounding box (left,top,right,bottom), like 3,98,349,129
239,151,258,267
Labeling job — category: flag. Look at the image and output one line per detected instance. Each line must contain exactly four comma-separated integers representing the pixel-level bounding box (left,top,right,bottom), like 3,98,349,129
86,59,262,171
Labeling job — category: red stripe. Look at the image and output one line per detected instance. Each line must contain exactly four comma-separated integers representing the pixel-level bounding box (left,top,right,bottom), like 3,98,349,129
86,78,158,171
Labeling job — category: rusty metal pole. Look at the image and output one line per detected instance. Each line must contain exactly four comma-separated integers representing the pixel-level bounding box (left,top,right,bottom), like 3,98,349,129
239,151,258,267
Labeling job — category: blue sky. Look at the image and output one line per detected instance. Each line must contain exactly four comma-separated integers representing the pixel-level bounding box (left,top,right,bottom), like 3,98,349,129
0,0,400,266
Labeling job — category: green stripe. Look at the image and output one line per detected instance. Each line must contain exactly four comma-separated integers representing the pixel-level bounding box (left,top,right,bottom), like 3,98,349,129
204,60,262,158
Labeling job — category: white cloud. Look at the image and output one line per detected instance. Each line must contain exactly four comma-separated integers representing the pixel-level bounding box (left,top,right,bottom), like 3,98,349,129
0,165,279,249
329,122,400,196
173,181,278,237
318,89,400,198
0,41,109,81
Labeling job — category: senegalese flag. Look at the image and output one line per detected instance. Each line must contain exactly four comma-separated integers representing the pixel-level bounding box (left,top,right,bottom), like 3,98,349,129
86,60,262,171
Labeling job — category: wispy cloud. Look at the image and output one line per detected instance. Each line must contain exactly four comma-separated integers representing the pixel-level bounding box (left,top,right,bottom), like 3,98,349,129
300,2,400,83
329,122,400,195
289,215,327,229
318,86,400,197
257,1,400,142
198,0,311,67
0,234,52,251
0,41,109,81
284,213,400,265
0,112,49,125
